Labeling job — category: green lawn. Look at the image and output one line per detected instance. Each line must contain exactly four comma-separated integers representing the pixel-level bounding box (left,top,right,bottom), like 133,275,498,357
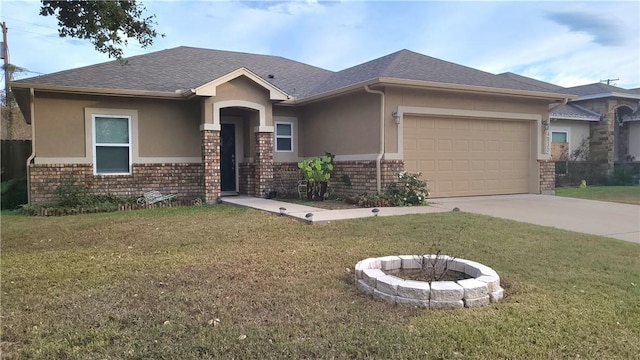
1,206,639,359
556,185,640,205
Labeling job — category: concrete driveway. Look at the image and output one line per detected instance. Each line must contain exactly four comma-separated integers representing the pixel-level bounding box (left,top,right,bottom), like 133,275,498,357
431,194,640,243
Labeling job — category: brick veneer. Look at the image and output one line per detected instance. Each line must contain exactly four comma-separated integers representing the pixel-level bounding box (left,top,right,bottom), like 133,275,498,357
331,160,405,195
273,162,301,197
539,160,555,194
254,132,274,197
29,163,204,204
202,130,221,203
239,163,256,196
272,159,406,197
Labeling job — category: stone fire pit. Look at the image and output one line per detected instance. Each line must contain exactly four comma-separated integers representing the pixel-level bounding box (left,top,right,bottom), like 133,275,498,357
354,255,504,309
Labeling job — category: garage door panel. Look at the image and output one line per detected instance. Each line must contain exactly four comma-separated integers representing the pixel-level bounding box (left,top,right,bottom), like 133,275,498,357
419,160,435,172
419,139,435,152
404,116,531,197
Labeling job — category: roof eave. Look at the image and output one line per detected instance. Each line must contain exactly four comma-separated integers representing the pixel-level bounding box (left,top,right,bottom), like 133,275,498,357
572,92,640,101
8,82,187,99
378,78,576,101
551,115,600,122
285,79,380,105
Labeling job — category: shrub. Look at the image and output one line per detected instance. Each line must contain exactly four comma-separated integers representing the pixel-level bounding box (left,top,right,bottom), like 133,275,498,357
385,171,429,206
1,178,28,210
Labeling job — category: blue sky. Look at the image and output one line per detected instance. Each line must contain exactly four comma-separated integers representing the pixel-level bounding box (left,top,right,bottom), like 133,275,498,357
1,0,639,90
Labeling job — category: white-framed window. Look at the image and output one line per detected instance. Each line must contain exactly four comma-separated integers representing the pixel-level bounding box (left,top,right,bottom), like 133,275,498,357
551,131,568,143
275,121,293,152
93,115,132,175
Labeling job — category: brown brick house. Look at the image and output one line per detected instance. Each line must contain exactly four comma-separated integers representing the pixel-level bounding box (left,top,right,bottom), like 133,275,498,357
10,47,572,204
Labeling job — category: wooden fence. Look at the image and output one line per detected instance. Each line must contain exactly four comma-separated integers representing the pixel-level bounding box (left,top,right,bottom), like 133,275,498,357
1,140,31,181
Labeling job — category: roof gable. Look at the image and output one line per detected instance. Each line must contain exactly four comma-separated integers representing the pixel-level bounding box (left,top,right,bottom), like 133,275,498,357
194,67,289,100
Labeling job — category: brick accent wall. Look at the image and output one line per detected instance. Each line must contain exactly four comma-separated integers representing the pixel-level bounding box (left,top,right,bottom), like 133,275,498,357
202,130,220,203
539,160,555,194
29,163,204,204
273,162,302,198
330,159,406,196
254,132,274,197
239,163,255,197
381,160,405,189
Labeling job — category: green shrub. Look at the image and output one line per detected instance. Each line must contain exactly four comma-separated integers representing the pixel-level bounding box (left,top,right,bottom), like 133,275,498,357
1,178,28,210
385,171,429,206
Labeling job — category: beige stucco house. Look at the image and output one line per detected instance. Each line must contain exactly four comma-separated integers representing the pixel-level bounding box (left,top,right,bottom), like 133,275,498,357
10,47,573,204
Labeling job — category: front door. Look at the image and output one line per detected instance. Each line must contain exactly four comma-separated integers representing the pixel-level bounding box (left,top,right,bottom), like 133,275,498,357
220,123,236,193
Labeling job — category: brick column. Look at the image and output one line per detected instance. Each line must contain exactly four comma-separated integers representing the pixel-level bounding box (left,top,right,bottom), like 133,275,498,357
254,132,273,198
202,130,221,203
539,160,555,195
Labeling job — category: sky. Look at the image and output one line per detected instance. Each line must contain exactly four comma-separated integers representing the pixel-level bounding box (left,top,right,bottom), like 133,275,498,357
1,0,639,91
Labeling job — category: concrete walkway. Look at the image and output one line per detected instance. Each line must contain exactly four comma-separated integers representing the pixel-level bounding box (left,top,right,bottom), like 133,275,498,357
221,196,449,223
431,194,640,243
222,194,640,243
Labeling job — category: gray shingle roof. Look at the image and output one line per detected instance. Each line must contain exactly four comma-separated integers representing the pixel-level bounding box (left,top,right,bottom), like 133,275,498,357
14,46,333,97
560,83,640,97
498,72,565,91
550,103,600,121
14,47,567,100
307,50,563,97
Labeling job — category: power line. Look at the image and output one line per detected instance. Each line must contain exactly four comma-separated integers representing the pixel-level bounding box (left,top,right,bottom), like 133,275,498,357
0,16,58,31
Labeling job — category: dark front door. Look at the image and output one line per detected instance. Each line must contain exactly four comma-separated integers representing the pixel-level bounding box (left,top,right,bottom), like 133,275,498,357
220,123,236,192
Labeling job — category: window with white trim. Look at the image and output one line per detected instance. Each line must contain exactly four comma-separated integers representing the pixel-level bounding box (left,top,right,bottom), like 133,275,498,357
275,122,293,152
93,115,132,174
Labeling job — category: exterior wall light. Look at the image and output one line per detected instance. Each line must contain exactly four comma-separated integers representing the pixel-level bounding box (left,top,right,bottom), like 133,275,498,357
392,111,401,124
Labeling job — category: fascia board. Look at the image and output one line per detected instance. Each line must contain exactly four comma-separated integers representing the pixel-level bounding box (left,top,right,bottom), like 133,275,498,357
8,82,185,99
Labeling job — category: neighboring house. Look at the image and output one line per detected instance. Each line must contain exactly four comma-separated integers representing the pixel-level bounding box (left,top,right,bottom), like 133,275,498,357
10,47,572,204
500,73,640,173
561,83,640,168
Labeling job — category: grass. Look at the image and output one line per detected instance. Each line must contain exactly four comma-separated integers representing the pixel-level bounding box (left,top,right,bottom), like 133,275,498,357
556,185,640,205
1,206,639,359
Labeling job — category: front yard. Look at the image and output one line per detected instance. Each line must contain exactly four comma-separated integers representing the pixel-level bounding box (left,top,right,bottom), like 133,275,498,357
1,206,639,359
556,185,640,205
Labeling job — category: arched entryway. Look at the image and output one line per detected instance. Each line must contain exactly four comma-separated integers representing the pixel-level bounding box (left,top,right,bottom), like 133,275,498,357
614,105,635,163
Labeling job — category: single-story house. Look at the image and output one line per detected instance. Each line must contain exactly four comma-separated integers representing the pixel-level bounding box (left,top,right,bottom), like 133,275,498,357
10,47,574,204
499,72,640,169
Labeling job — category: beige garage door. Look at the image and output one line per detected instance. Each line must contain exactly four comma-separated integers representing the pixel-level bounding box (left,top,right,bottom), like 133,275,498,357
403,116,531,197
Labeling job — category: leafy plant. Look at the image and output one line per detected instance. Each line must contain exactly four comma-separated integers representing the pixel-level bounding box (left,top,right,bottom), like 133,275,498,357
40,0,164,61
55,180,94,207
298,152,334,201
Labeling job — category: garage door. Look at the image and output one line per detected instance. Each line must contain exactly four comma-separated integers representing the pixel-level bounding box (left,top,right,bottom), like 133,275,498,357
403,116,531,197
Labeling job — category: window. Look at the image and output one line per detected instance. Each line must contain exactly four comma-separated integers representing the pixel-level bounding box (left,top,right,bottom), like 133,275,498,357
275,122,293,152
93,115,132,174
551,131,568,143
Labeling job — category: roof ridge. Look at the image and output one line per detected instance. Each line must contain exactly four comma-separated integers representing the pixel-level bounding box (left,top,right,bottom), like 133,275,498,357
380,49,409,77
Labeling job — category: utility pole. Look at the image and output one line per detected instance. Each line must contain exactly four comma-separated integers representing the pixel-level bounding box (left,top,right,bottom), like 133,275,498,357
600,78,619,85
2,21,12,139
2,22,9,102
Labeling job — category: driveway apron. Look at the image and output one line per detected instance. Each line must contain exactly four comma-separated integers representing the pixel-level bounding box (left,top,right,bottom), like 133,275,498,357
431,194,640,243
